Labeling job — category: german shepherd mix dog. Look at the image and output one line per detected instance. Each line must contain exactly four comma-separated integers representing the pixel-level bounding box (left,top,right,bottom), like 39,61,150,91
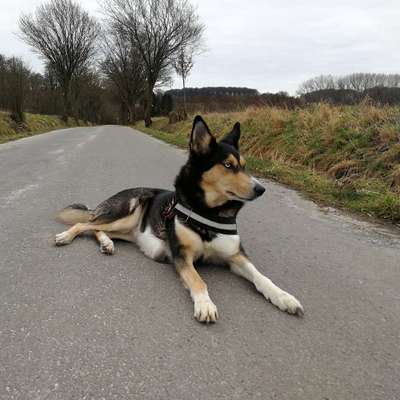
55,116,304,322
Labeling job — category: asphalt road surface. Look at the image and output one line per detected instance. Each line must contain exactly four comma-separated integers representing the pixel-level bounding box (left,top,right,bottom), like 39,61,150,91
1,126,399,400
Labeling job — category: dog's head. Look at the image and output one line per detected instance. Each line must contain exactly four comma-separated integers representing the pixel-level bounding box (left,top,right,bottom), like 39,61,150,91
184,115,265,208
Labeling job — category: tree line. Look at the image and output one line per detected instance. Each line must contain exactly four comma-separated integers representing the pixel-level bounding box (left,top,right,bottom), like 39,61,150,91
0,0,203,126
0,52,119,125
2,0,400,126
296,73,400,106
167,87,259,97
297,73,400,94
168,83,400,112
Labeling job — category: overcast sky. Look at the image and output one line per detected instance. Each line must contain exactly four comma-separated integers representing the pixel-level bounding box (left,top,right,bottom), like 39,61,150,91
0,0,399,94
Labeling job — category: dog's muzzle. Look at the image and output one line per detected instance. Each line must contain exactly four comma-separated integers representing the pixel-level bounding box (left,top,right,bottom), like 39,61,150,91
252,178,266,198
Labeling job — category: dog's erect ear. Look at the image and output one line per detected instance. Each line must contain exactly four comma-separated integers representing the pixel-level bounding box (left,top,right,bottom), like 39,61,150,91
190,115,216,154
221,122,241,150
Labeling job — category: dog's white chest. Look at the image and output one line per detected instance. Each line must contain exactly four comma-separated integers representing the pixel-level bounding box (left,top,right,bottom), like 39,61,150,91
135,226,168,261
203,234,240,260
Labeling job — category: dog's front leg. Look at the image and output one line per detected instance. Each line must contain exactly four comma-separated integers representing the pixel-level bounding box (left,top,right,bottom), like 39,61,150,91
229,252,304,316
175,257,218,323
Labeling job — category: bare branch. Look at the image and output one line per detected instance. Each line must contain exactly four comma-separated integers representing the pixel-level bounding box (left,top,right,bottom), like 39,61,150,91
19,0,100,120
101,0,204,125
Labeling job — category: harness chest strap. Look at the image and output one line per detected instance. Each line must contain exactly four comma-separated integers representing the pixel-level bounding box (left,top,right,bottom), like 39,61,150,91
173,203,238,235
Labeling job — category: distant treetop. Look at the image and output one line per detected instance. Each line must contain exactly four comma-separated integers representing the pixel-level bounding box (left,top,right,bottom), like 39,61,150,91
298,73,400,95
166,87,259,97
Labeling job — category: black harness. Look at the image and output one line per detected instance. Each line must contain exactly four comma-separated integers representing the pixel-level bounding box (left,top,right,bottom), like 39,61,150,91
162,196,238,235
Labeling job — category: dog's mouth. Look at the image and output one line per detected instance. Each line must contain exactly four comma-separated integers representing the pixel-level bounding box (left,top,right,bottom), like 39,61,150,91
227,191,252,202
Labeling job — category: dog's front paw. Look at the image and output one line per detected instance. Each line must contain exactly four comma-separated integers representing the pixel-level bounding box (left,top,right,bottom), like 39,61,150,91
100,239,114,255
270,291,304,316
194,297,219,323
55,231,72,246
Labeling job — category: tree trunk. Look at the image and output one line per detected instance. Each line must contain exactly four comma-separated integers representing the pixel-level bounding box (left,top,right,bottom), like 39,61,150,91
182,75,187,117
62,79,72,123
125,91,136,124
144,83,154,127
119,101,129,125
127,103,136,124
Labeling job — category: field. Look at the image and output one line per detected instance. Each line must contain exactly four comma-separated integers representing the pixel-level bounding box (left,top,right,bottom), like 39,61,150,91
135,102,400,224
0,111,86,144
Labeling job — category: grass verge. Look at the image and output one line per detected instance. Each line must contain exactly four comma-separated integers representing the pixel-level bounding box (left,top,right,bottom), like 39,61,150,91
134,105,400,225
0,111,87,144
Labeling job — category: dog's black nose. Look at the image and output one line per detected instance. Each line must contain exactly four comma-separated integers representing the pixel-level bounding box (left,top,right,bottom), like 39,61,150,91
254,183,266,197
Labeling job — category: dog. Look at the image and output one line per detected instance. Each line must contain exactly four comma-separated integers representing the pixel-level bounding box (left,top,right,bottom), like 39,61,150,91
55,116,304,322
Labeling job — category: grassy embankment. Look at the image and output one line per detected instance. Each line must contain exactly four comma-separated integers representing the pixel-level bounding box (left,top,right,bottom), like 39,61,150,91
135,102,400,224
0,111,86,144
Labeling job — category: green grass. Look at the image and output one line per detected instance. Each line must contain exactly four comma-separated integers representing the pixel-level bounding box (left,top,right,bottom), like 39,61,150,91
137,120,188,148
134,105,400,224
0,111,87,144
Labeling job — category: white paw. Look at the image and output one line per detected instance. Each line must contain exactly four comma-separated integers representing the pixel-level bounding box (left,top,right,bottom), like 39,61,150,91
269,291,304,316
55,231,72,246
100,239,114,255
194,297,219,323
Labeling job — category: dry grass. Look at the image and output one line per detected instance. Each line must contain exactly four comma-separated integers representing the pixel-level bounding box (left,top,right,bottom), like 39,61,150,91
135,102,400,223
0,111,87,144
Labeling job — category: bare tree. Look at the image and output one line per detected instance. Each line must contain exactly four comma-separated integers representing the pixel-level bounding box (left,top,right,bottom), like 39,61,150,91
19,0,100,121
100,26,146,123
8,58,30,123
102,0,204,126
297,74,337,95
0,54,7,111
298,73,400,95
173,46,195,115
385,74,400,88
0,55,30,123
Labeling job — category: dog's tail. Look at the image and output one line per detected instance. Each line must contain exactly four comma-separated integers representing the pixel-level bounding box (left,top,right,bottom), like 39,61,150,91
56,203,93,225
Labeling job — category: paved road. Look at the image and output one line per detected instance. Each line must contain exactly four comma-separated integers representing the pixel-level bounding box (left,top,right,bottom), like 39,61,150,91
0,126,399,400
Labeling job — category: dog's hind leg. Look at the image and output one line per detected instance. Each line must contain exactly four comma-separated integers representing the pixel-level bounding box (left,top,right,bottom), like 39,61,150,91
55,209,142,247
55,222,94,246
95,231,115,255
228,252,304,316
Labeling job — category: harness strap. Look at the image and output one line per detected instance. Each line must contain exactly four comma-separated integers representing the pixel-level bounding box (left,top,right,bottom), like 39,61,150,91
174,203,238,234
161,194,238,234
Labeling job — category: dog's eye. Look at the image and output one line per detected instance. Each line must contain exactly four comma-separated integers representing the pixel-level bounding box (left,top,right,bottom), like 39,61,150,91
224,161,232,169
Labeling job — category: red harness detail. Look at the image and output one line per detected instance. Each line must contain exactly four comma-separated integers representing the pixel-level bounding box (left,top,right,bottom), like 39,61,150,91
162,196,177,220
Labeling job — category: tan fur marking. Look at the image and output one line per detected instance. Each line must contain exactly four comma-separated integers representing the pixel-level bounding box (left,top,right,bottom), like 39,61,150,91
239,156,246,167
201,164,254,207
198,134,212,152
173,219,206,296
192,128,213,153
174,219,205,294
57,207,142,243
95,231,109,243
225,154,238,167
175,258,207,295
56,208,92,225
175,253,218,322
95,231,115,254
230,253,247,265
107,232,135,242
175,218,203,258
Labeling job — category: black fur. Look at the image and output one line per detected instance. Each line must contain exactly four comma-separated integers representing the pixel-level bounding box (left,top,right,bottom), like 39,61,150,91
67,203,89,211
62,116,254,258
55,116,305,322
221,122,241,149
173,116,245,241
92,188,162,223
